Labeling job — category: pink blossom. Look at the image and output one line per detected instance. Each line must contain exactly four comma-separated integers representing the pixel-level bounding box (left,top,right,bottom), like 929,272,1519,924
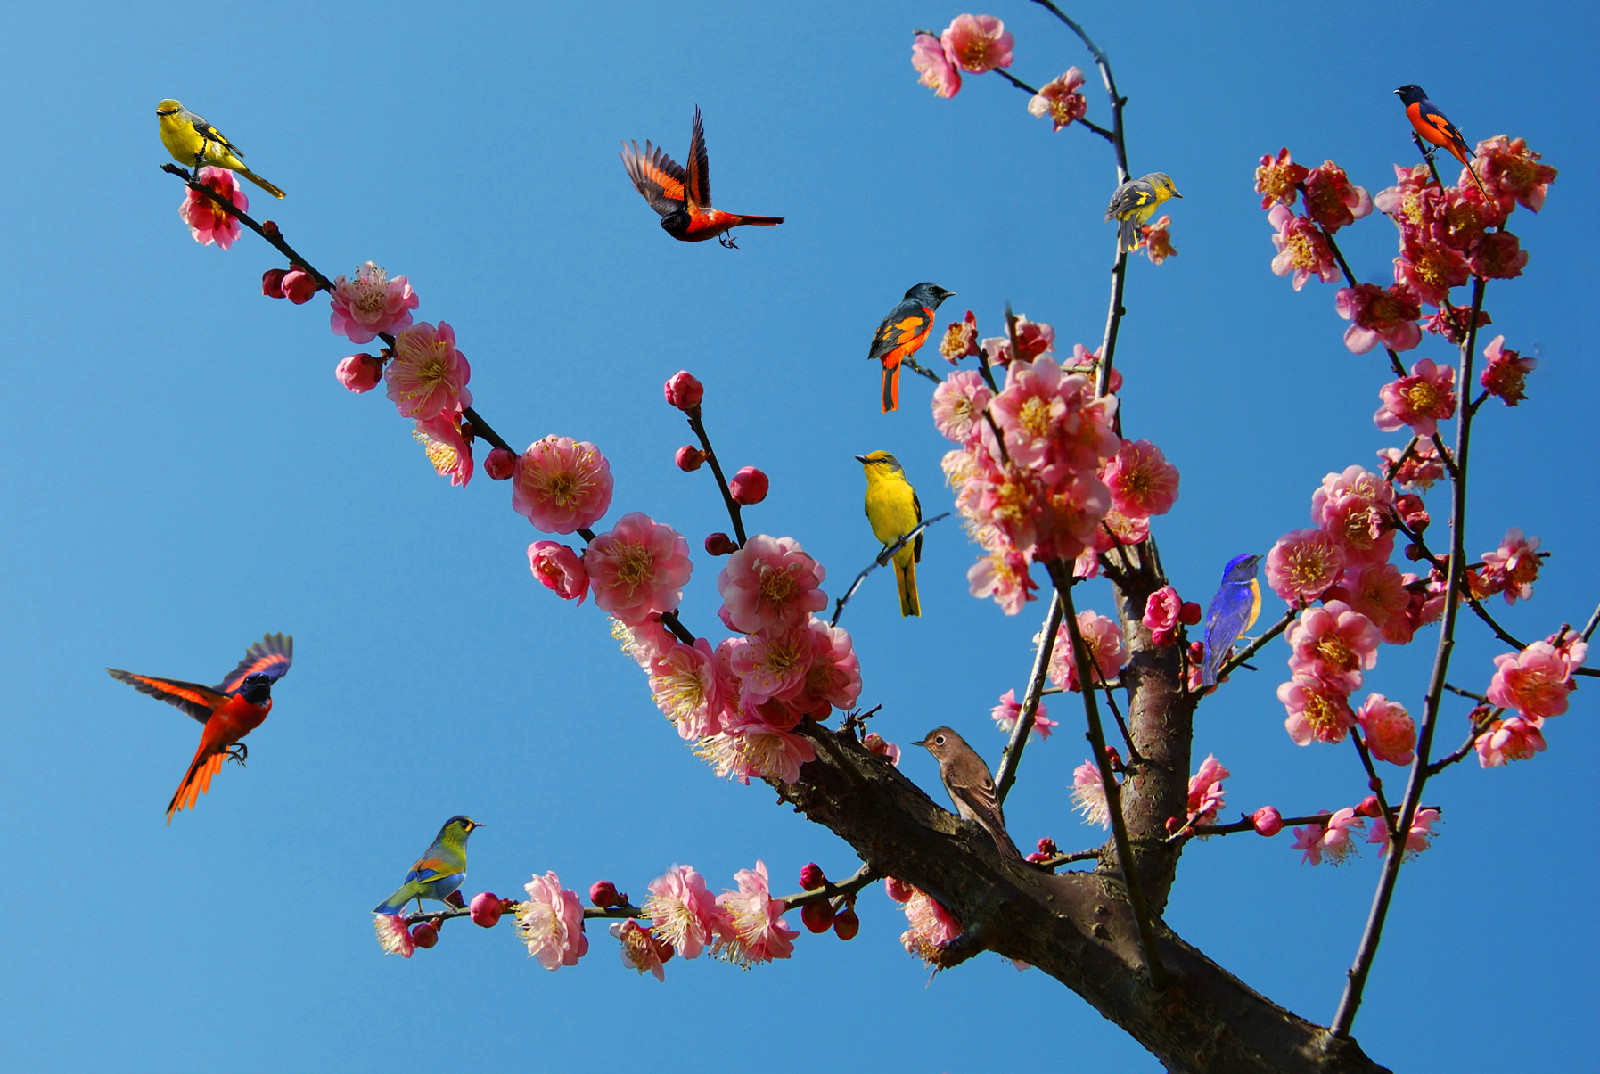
1267,204,1338,289
1255,149,1309,209
1480,335,1537,406
991,357,1115,471
1376,441,1444,491
1487,642,1579,720
385,321,471,421
643,865,724,959
1301,161,1372,232
714,861,797,967
1468,230,1528,280
584,512,692,626
1266,528,1346,603
179,167,246,249
785,619,863,718
1143,586,1182,646
1312,467,1396,568
1062,342,1120,392
1335,283,1423,354
940,13,1013,73
863,733,900,764
1367,808,1439,859
373,913,414,957
1278,673,1357,745
1071,761,1110,828
675,445,705,472
729,466,768,505
716,534,828,635
1292,808,1364,865
613,617,677,669
726,626,812,705
911,32,961,98
939,310,981,362
900,889,961,966
990,688,1053,741
511,436,614,534
1142,215,1177,264
1475,135,1557,213
1475,715,1547,766
967,544,1037,615
981,315,1055,366
884,877,915,904
648,638,722,740
1028,67,1087,130
1355,693,1416,765
695,709,816,785
1394,236,1471,307
932,369,993,445
1102,438,1179,519
610,919,670,981
412,412,473,487
1286,600,1380,693
1186,754,1229,825
329,261,418,343
1478,528,1541,604
1333,561,1409,629
663,370,703,411
516,871,589,970
1048,609,1127,692
1421,300,1491,345
335,353,383,393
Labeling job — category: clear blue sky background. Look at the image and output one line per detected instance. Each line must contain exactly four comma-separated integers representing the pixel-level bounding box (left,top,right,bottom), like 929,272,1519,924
3,2,1595,1071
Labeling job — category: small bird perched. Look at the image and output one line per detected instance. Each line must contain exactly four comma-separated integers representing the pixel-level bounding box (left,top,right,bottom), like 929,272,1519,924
915,727,1021,859
857,451,923,617
1105,172,1182,254
1393,85,1490,199
867,282,956,413
373,816,481,915
1201,553,1262,687
108,632,292,823
156,99,284,198
620,105,784,247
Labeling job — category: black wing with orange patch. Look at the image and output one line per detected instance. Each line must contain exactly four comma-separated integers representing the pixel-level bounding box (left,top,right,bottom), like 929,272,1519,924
621,139,687,218
217,632,293,693
108,670,226,724
685,105,711,211
867,300,933,364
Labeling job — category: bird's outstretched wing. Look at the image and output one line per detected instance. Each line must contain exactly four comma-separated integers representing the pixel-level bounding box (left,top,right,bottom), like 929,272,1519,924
621,140,687,217
107,670,226,724
685,105,711,212
218,632,293,693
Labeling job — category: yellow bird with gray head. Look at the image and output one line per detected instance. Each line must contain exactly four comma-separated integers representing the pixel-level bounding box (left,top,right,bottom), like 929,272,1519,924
1105,171,1181,254
156,99,285,198
857,450,922,617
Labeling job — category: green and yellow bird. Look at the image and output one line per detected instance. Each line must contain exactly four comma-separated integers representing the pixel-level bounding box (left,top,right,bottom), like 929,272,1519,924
1105,171,1182,254
373,816,479,915
857,451,923,617
156,99,285,198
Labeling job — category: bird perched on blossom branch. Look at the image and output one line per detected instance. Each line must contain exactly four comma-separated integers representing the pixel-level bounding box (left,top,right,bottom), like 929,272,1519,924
156,99,285,198
374,816,481,915
1393,85,1490,199
1105,172,1182,255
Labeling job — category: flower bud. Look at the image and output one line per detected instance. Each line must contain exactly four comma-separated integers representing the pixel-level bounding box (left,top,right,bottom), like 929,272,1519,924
884,877,914,903
444,890,466,909
410,921,439,948
833,905,860,941
469,891,503,927
799,863,826,890
1356,795,1383,818
1178,601,1203,626
280,266,318,304
704,532,738,556
484,446,516,481
335,353,382,393
729,466,768,505
262,220,281,239
675,445,706,472
261,267,289,298
589,880,621,907
1252,806,1284,836
801,899,834,933
1036,837,1059,856
664,371,703,411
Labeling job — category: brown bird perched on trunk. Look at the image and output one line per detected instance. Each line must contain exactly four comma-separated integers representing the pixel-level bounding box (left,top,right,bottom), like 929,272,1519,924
915,726,1021,858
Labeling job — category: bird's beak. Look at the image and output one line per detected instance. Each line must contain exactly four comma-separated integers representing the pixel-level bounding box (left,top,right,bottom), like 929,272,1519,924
913,738,933,750
854,454,869,464
1172,192,1184,199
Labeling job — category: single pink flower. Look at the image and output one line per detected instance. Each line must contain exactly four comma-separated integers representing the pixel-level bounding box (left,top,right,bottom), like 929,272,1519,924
1267,204,1338,289
967,543,1038,615
1312,466,1396,568
714,861,797,966
1266,528,1346,604
990,688,1052,741
613,617,678,669
1367,807,1440,859
385,321,471,421
1475,135,1557,213
1301,161,1373,233
584,512,692,626
1487,642,1578,720
373,913,414,957
412,411,473,487
179,167,246,249
1478,528,1541,604
1186,754,1229,825
528,541,588,603
981,315,1055,366
785,619,863,718
939,310,981,362
511,436,614,534
1278,672,1357,745
1333,561,1409,630
517,871,589,970
1293,808,1364,865
649,638,722,740
1335,282,1423,354
715,534,828,635
1479,334,1537,406
932,369,993,445
911,32,962,98
725,627,811,705
863,733,900,764
1286,600,1380,693
280,268,318,304
900,888,961,966
1143,585,1182,646
1142,215,1177,264
643,865,725,959
1048,609,1127,692
335,353,383,393
663,371,703,411
1475,715,1547,766
1394,237,1471,308
695,706,816,784
1468,230,1528,280
1028,67,1087,130
1101,438,1179,519
1255,149,1309,209
329,261,418,343
940,13,1013,73
1355,693,1416,765
1071,760,1110,828
610,919,670,981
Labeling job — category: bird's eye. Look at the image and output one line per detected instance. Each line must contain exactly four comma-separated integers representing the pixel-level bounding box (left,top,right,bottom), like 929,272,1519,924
935,734,946,745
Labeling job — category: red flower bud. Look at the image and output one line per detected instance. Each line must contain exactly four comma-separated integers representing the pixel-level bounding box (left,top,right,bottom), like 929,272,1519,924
484,446,516,481
801,899,834,933
469,891,503,927
1178,601,1203,625
704,532,738,556
444,890,466,909
664,371,704,411
729,466,768,505
833,905,860,941
589,880,621,907
1252,806,1284,836
261,267,289,298
675,445,706,472
262,220,281,239
1356,795,1383,818
280,267,318,304
335,353,382,393
1035,837,1059,856
410,921,439,948
799,863,826,890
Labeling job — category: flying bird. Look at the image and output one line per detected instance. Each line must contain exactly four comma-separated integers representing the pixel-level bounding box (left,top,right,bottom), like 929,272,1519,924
108,632,292,822
156,99,285,198
1393,85,1490,199
374,816,481,915
1200,554,1261,687
867,282,956,413
915,726,1021,859
620,106,784,247
857,450,923,617
1105,172,1182,254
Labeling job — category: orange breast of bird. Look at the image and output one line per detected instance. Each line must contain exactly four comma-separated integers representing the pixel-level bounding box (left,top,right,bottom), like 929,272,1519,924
872,310,933,366
1406,102,1469,163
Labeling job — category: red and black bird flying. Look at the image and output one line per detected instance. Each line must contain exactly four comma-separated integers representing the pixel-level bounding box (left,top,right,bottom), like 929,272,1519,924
867,282,956,413
621,106,784,248
1394,84,1489,199
108,633,292,823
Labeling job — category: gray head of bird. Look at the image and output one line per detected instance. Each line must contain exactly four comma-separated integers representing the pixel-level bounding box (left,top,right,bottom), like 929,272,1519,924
1141,172,1183,199
855,450,904,474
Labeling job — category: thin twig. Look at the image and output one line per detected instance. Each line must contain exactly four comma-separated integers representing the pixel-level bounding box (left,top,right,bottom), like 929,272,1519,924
683,406,747,547
830,514,950,627
995,592,1066,802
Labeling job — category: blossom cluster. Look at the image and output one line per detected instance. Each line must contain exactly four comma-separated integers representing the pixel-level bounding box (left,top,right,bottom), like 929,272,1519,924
1475,629,1587,766
910,14,1014,99
884,877,961,966
640,862,798,971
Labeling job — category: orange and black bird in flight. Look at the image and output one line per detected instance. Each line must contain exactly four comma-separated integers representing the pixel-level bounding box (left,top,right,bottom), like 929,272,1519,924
621,105,784,248
1394,85,1490,199
867,282,956,413
108,633,292,823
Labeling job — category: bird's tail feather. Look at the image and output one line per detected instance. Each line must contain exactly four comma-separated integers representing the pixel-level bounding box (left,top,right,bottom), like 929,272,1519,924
1119,216,1142,253
896,555,920,618
732,214,783,226
238,167,285,199
881,361,901,413
166,746,224,823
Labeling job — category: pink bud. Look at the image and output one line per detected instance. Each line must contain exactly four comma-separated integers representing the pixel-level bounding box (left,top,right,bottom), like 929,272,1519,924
1396,494,1429,532
833,905,860,941
705,532,738,556
1036,837,1059,856
484,446,516,481
884,877,914,903
589,880,621,907
675,446,706,472
261,267,289,298
799,863,826,890
1356,795,1383,818
729,466,768,505
335,353,382,393
1178,602,1203,626
1252,807,1283,836
280,267,318,304
444,890,466,909
800,899,834,933
410,921,439,948
469,891,503,927
1165,816,1181,833
664,371,704,411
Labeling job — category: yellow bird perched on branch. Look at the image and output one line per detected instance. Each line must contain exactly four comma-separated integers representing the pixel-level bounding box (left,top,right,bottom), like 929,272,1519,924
1105,172,1181,254
156,99,284,199
857,450,923,617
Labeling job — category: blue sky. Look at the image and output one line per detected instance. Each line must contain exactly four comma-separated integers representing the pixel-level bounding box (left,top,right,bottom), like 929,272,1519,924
3,1,1596,1071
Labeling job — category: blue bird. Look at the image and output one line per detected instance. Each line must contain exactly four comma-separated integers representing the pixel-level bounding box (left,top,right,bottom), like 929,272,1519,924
1201,554,1261,687
373,816,479,915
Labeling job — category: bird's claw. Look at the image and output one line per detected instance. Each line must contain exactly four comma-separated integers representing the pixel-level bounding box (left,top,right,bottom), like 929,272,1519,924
226,743,249,767
717,233,740,249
